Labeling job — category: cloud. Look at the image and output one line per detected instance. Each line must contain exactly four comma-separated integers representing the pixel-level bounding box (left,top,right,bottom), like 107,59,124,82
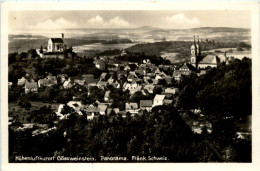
29,18,77,30
88,15,104,25
87,15,134,28
161,14,200,29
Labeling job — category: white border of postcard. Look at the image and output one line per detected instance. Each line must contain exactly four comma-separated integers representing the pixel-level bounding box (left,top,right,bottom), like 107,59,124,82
1,1,260,171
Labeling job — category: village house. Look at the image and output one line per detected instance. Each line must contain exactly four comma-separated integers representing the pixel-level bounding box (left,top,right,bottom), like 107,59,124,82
94,59,106,70
164,87,177,95
172,71,182,81
163,99,173,105
225,52,235,65
57,74,68,83
143,84,155,94
153,67,161,74
135,68,146,76
124,63,137,71
178,63,195,76
127,74,137,82
161,92,173,99
98,104,108,115
46,75,57,81
155,73,166,81
86,105,100,120
140,100,153,112
111,81,120,89
117,70,128,78
99,73,107,80
107,108,120,115
142,59,151,64
153,94,166,107
82,75,98,87
25,82,38,93
125,102,139,114
107,76,115,84
8,82,13,90
63,79,73,89
17,77,28,86
74,79,85,86
38,78,57,88
123,83,142,95
55,104,70,120
96,80,108,89
104,91,111,102
67,101,83,115
108,65,118,72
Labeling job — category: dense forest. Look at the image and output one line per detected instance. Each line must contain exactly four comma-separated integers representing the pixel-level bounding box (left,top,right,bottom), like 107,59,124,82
177,57,251,120
9,104,251,162
113,52,171,65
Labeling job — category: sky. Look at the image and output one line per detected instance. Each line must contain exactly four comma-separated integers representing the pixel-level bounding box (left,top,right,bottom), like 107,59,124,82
9,10,251,33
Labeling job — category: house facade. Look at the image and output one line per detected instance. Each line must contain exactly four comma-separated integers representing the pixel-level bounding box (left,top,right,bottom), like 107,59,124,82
125,103,139,114
25,82,38,93
140,100,153,112
153,94,165,107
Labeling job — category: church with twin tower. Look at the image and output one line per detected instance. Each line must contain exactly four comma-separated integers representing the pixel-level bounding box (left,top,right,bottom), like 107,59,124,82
190,36,220,70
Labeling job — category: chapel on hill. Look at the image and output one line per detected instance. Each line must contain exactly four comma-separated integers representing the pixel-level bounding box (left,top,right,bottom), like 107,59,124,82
47,33,65,52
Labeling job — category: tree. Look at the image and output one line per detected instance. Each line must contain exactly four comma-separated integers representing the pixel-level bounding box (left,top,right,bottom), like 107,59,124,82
40,46,43,53
153,87,162,95
61,104,74,115
18,99,31,110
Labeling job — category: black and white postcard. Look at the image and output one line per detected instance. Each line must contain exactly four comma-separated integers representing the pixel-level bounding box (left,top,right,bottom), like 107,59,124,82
1,1,260,171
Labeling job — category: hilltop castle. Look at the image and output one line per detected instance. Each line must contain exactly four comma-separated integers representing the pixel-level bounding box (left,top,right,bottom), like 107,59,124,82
190,36,220,70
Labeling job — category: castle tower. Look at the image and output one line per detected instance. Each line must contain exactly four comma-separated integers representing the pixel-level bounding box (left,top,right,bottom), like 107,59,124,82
191,35,197,68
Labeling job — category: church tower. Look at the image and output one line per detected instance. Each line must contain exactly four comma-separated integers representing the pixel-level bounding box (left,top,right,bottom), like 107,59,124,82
191,35,197,68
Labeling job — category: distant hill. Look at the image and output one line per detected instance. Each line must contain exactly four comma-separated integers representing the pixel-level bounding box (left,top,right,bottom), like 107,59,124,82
8,26,250,53
189,27,250,32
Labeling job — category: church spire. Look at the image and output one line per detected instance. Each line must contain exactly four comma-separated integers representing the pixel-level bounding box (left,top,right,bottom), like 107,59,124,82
197,35,200,56
194,35,197,55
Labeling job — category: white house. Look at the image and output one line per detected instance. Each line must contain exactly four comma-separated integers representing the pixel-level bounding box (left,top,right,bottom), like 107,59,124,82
18,77,28,86
104,91,111,102
67,101,83,115
125,102,139,114
164,87,177,95
63,80,73,89
55,104,68,120
98,104,108,115
123,83,142,95
153,94,165,107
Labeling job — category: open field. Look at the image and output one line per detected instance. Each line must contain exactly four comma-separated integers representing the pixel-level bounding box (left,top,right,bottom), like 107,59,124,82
9,101,60,112
73,43,137,53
